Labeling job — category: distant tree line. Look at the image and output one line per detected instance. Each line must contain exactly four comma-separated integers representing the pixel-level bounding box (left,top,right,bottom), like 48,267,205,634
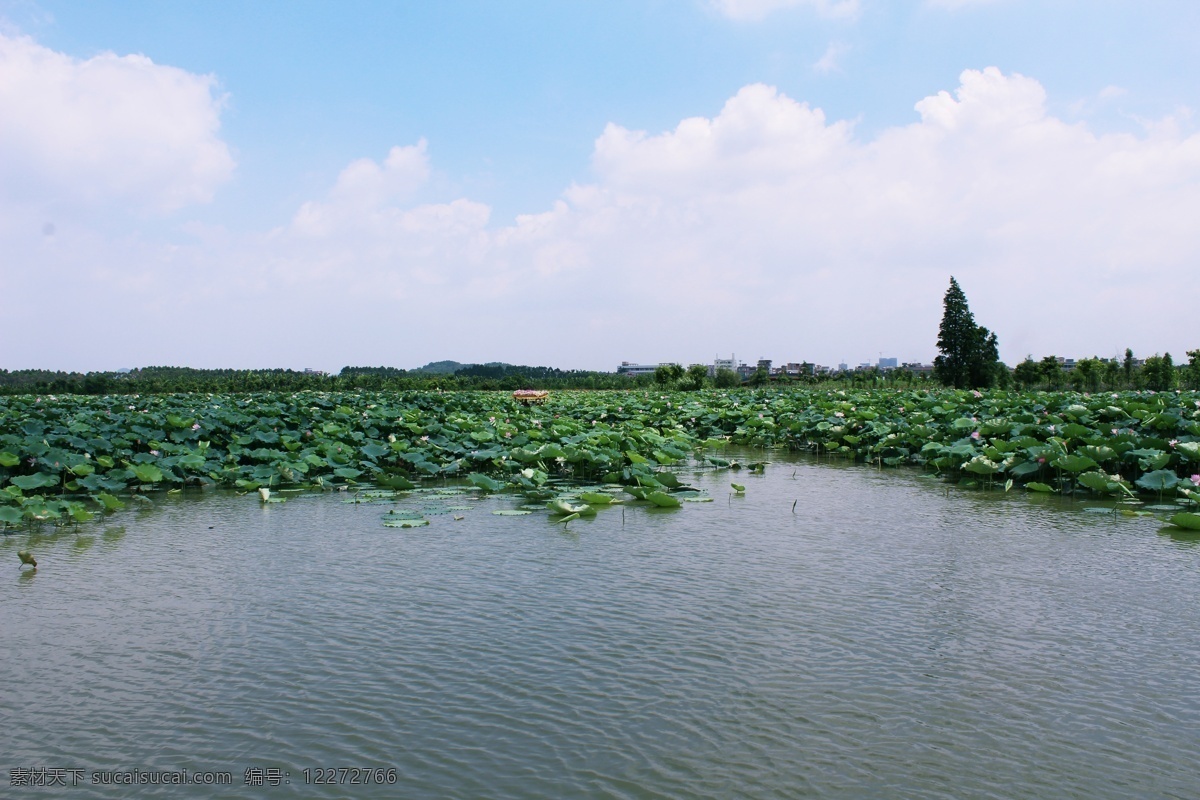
0,364,646,396
1011,349,1200,392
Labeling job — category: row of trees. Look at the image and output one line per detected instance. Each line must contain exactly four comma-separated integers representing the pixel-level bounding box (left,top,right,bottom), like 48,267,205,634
650,363,745,390
1013,350,1200,391
0,364,639,396
932,277,1199,390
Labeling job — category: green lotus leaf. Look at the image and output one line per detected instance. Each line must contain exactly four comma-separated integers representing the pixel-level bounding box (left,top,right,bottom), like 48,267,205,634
1081,446,1116,463
382,518,429,528
1136,470,1180,492
1007,460,1043,477
655,472,682,488
375,474,416,490
94,493,126,512
1077,472,1117,494
1175,442,1200,463
68,503,94,523
963,456,1002,475
547,499,593,516
1167,512,1200,531
646,491,681,508
10,473,59,490
1060,423,1092,440
1051,454,1098,474
131,464,164,483
176,453,206,470
467,472,503,492
361,443,390,459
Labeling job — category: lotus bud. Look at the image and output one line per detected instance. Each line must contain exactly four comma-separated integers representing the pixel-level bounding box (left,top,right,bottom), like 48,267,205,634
258,487,270,502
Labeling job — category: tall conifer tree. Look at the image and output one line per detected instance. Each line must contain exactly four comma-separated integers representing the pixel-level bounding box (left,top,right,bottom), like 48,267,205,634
934,276,999,389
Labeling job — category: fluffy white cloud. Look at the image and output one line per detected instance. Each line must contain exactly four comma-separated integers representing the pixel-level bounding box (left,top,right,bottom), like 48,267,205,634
710,0,860,22
0,32,233,212
4,65,1199,372
473,67,1200,366
291,140,440,237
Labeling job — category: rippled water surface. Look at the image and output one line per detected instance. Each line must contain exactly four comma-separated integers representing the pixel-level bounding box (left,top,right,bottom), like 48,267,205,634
4,454,1200,799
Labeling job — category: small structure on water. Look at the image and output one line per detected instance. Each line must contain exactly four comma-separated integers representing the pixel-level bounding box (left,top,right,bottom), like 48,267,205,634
513,390,549,405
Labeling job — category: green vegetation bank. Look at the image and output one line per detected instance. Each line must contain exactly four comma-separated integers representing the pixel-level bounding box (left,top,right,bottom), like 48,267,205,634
2,388,1199,530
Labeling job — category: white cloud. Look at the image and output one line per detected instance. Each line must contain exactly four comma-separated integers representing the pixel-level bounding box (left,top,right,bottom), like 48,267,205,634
4,65,1200,371
291,141,439,237
474,66,1200,367
813,41,850,73
710,0,860,22
0,32,233,213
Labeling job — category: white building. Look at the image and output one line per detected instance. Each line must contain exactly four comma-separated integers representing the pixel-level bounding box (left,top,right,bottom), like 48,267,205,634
711,354,741,377
617,361,671,377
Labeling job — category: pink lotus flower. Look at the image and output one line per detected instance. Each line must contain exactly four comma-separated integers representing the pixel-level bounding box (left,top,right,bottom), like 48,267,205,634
1190,475,1200,486
971,431,981,440
1169,439,1179,448
192,423,201,430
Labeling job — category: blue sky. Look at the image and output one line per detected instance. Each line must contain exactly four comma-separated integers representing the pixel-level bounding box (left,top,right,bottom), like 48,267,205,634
2,1,1199,372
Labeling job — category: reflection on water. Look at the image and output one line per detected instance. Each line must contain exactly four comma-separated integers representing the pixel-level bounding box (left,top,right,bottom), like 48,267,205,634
3,454,1199,799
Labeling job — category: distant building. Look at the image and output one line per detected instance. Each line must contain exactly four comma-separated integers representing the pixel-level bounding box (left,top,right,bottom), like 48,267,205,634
756,359,772,373
837,362,848,372
711,354,741,378
877,357,898,370
617,361,676,377
304,368,326,375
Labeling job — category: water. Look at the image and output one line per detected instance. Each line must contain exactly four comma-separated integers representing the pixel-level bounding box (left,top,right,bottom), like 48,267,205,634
3,454,1199,799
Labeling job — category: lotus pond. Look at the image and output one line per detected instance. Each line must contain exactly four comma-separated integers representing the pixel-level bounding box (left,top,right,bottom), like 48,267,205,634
3,388,1200,532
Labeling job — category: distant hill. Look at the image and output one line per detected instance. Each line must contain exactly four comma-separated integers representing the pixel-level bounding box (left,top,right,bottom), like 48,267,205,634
410,360,507,374
408,360,462,374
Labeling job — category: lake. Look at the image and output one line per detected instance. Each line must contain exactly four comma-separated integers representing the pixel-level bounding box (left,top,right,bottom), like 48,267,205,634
3,453,1199,798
